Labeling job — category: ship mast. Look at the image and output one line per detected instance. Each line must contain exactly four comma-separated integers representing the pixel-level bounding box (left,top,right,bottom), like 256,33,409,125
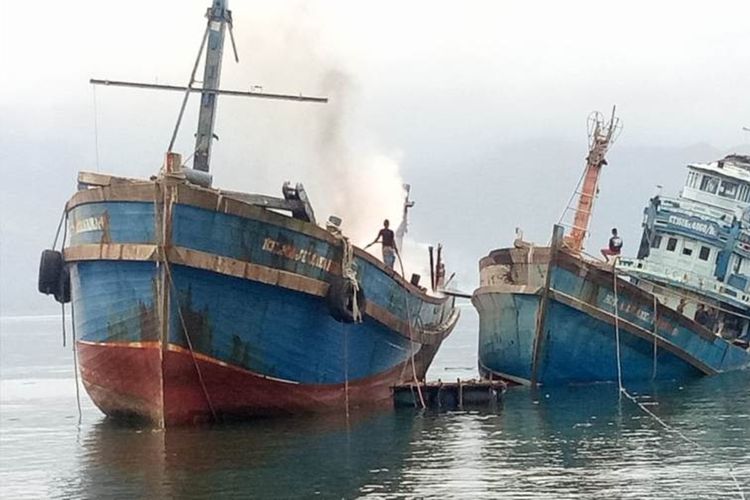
193,0,231,172
90,0,327,175
562,107,621,253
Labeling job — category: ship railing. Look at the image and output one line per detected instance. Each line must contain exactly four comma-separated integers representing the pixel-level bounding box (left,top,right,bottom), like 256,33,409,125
658,195,732,219
617,257,750,307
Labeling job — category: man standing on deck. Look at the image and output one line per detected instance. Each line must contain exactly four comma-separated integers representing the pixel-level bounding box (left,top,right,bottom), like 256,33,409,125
601,228,623,262
365,219,398,269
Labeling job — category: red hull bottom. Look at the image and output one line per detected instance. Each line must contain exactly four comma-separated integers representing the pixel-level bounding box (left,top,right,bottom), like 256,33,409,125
78,341,430,426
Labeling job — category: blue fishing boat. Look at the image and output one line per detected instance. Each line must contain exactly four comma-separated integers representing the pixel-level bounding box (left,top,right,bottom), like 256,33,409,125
473,109,750,386
37,1,458,425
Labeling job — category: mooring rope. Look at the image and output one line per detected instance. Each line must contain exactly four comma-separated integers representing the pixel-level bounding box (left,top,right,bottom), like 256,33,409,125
612,263,746,498
340,236,362,323
652,294,658,380
612,263,624,392
60,210,69,348
333,234,359,418
52,206,81,421
163,260,218,423
343,322,350,420
61,304,67,349
51,208,66,250
397,253,426,409
70,298,82,423
154,182,217,423
91,85,101,172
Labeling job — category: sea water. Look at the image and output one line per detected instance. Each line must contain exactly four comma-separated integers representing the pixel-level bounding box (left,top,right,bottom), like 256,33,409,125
1,306,748,499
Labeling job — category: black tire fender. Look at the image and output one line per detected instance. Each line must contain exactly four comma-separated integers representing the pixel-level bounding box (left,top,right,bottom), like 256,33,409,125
326,276,366,323
38,249,63,295
38,249,70,303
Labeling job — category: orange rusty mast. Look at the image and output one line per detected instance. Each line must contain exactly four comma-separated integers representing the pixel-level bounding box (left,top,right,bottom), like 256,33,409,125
562,107,622,253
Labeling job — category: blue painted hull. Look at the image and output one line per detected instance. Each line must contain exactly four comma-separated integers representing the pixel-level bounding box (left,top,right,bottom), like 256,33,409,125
474,248,750,386
65,179,457,424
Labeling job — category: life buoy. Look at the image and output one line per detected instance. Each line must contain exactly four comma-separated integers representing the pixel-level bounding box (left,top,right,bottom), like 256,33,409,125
38,249,70,304
326,276,365,323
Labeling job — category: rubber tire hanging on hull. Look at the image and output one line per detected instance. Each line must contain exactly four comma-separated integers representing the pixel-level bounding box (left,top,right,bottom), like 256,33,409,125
38,249,70,304
326,276,365,323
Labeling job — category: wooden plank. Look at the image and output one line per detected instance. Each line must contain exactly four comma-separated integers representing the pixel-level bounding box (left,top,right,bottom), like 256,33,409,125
393,379,507,409
66,177,446,304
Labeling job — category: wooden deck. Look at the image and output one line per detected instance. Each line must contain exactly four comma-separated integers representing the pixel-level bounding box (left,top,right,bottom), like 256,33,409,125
392,379,507,409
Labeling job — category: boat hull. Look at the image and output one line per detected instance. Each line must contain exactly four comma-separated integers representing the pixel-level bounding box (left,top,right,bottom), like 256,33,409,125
65,176,457,425
78,340,436,425
473,242,750,386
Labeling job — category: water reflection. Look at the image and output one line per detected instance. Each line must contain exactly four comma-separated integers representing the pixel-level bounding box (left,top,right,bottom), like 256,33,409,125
63,410,417,499
2,315,748,499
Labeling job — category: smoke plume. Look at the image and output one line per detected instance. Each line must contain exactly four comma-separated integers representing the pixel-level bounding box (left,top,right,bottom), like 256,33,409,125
212,4,432,283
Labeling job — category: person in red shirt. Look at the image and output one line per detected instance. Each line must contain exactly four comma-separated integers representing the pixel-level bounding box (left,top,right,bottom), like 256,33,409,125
365,219,398,269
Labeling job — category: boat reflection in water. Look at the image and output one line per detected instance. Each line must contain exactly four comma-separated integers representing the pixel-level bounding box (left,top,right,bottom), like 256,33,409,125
52,371,750,498
36,0,458,426
64,409,415,499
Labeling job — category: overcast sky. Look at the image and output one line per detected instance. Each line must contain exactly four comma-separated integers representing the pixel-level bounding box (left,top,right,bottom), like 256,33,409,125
1,0,749,315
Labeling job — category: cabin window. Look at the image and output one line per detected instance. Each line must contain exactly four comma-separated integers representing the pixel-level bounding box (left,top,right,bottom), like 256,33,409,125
682,244,693,256
719,180,739,199
651,235,662,249
666,238,677,251
739,184,750,203
685,172,700,188
700,175,719,194
699,246,710,261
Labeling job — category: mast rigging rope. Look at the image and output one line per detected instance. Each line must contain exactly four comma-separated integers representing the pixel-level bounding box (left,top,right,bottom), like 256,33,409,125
397,254,426,409
612,262,746,498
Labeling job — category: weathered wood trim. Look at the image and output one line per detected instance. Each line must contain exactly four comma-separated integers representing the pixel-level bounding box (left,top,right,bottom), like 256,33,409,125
67,183,159,209
64,243,159,262
472,285,543,297
479,246,552,269
77,339,162,349
76,339,301,384
64,243,454,343
549,288,717,376
166,344,301,384
478,359,532,386
66,177,442,304
364,303,460,346
168,246,329,297
554,249,718,342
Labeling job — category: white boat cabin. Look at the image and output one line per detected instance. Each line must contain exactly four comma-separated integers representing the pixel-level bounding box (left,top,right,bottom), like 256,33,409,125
619,155,750,344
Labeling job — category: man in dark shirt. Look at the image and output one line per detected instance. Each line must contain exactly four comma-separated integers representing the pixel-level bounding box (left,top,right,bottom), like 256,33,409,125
601,227,623,262
694,304,709,326
365,219,398,269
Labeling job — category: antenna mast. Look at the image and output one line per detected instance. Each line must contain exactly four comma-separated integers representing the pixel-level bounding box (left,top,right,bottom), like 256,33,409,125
90,0,327,175
562,106,622,253
194,0,231,172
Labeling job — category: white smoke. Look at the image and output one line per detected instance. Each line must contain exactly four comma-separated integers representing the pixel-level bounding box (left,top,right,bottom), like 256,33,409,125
313,69,406,244
207,3,433,285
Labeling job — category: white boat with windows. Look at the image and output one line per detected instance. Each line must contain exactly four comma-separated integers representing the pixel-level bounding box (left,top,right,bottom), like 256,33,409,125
622,154,750,346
